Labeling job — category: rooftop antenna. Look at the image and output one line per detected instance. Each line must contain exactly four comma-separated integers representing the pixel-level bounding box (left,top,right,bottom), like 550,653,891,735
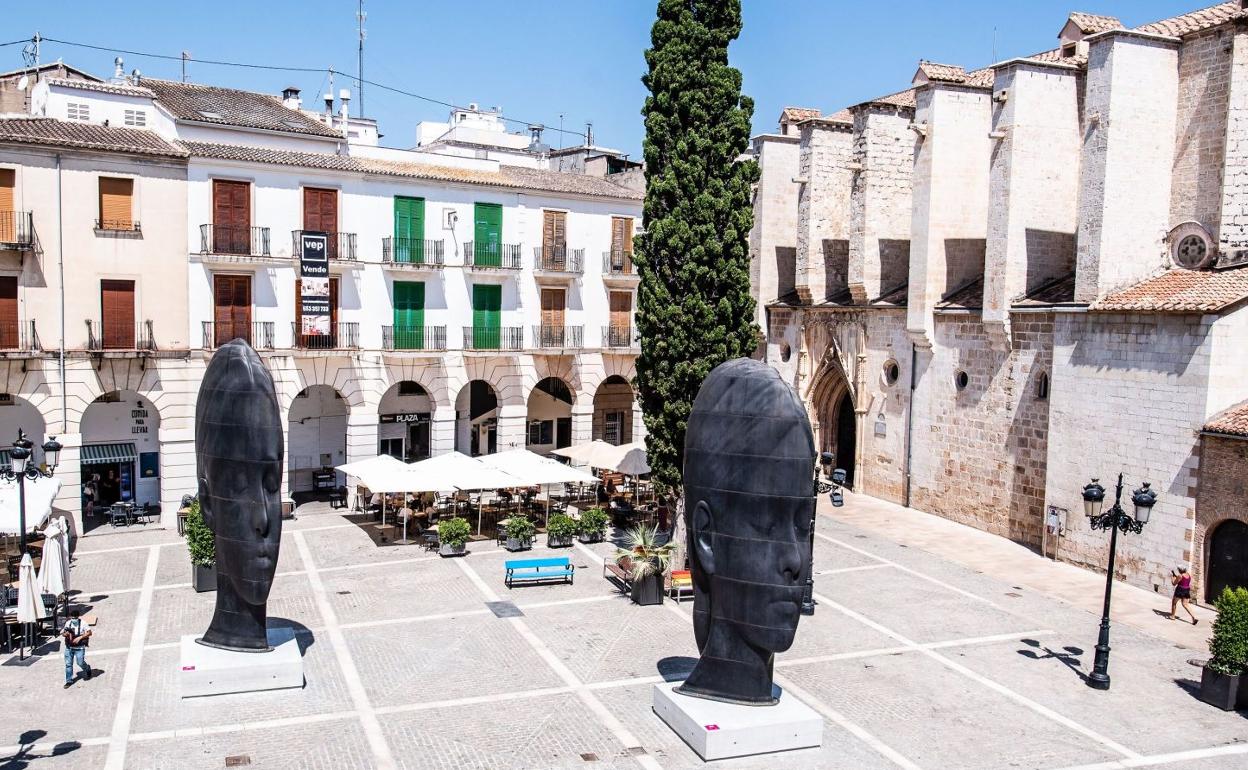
558,113,564,150
21,32,40,70
324,69,335,121
992,26,997,63
357,0,366,117
586,121,593,147
181,51,191,83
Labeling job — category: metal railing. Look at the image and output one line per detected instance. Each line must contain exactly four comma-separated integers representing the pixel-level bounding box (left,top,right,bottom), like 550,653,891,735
601,325,635,349
87,319,155,351
464,241,522,269
291,230,358,261
382,325,447,351
0,211,33,248
0,320,39,351
201,320,275,349
463,325,523,351
95,219,141,233
200,224,271,256
382,238,445,266
531,325,583,348
533,245,584,273
602,249,636,276
290,321,359,350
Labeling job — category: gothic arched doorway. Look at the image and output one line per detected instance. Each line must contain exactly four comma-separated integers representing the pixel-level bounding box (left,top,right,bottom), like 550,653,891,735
811,361,855,488
1206,519,1248,602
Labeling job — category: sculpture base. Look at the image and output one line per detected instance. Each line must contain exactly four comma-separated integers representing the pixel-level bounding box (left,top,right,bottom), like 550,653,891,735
179,627,304,698
652,682,822,760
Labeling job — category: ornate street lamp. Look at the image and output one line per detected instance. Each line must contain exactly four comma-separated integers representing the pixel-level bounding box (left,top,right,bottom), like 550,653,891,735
804,453,834,615
3,429,62,553
1081,473,1156,690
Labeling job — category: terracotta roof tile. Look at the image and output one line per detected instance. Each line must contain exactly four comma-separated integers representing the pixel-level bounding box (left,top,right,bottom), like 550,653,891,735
1091,267,1248,313
825,108,853,124
1204,400,1248,437
1014,272,1078,307
44,77,154,98
1067,12,1124,34
937,277,983,310
0,117,186,158
1136,2,1242,37
917,61,968,83
144,79,342,139
780,107,822,123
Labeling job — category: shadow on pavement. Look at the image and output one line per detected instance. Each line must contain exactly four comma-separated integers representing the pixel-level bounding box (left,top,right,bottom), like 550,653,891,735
1017,638,1088,684
0,729,83,769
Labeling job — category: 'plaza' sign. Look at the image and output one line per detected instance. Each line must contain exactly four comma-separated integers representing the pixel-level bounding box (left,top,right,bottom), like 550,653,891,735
379,412,431,424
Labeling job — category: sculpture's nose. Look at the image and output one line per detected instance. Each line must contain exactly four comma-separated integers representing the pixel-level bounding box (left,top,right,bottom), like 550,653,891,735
252,491,271,538
780,543,804,584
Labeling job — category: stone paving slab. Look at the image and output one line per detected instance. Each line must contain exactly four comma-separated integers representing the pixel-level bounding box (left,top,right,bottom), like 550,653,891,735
145,573,317,646
318,555,486,626
123,718,376,769
0,647,127,748
782,597,902,660
0,740,108,769
69,545,152,592
470,544,618,603
299,523,435,568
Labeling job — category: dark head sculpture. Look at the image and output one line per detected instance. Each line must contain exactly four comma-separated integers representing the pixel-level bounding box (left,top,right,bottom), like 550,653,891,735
195,339,284,652
678,358,815,705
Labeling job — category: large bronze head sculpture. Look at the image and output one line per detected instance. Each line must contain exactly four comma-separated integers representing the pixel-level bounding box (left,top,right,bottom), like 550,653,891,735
678,358,815,705
195,339,284,652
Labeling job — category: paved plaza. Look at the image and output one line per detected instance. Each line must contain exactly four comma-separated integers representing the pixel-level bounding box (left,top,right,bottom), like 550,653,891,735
2,497,1245,770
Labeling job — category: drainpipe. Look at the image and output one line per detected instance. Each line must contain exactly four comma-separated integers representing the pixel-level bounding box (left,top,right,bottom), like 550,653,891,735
903,342,916,508
55,154,66,433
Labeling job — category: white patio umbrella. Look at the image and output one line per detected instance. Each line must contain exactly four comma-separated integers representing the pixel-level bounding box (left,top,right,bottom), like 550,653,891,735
16,551,45,659
479,449,599,523
0,476,62,535
551,440,619,469
336,454,429,527
37,515,70,598
602,441,650,476
403,452,523,534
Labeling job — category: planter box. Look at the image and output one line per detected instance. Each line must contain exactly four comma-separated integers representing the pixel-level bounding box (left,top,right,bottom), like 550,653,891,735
1199,666,1243,711
438,542,466,557
192,563,217,593
547,535,573,548
505,537,531,552
578,532,603,544
630,571,665,606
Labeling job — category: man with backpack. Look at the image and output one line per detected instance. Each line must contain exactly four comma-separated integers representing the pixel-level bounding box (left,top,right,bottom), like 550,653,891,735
62,609,92,688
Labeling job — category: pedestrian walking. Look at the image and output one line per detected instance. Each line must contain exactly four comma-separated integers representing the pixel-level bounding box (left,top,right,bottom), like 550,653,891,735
1169,566,1198,625
62,609,92,688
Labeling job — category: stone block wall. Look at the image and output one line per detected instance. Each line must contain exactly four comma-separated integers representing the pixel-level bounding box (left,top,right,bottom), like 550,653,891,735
1172,26,1231,240
1193,433,1248,603
1219,26,1248,249
749,134,801,327
854,310,914,504
849,107,915,303
796,122,854,301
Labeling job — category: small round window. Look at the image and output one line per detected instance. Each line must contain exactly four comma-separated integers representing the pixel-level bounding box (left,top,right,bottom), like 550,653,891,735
883,360,899,386
955,370,969,391
779,343,792,363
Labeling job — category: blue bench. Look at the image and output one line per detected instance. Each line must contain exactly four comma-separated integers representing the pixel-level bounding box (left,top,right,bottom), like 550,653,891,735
505,557,574,588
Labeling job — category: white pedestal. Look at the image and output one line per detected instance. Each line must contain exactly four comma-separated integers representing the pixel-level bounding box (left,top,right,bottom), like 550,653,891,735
652,681,823,760
179,627,305,698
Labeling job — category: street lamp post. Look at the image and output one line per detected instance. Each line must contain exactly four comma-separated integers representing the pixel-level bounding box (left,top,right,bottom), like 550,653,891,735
804,454,846,616
3,429,62,554
1081,473,1157,690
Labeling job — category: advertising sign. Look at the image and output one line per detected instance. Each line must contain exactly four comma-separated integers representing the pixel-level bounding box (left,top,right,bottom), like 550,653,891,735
300,231,330,336
379,412,431,424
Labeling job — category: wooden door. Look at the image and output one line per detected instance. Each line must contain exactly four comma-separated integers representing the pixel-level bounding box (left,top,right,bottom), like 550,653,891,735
0,169,13,243
101,279,135,349
610,217,633,272
392,281,425,349
540,288,564,345
394,197,425,263
303,187,338,258
609,291,631,345
295,277,339,347
542,210,566,269
212,180,250,254
473,202,502,266
472,284,501,348
0,276,17,349
213,274,252,346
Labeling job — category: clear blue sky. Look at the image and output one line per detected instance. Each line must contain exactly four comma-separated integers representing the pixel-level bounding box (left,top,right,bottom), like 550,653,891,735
1,1,1209,156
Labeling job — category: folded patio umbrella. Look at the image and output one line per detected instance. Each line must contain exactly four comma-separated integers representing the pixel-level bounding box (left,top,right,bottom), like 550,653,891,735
17,552,44,623
0,476,62,535
37,515,70,597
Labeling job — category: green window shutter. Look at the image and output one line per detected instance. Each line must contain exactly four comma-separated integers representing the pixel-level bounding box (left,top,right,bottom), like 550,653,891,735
393,281,425,349
472,284,501,348
394,197,425,263
473,202,502,266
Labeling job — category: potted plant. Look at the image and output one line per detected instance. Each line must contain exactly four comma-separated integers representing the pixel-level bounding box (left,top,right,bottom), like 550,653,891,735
184,499,217,593
1200,586,1248,711
504,516,535,552
437,517,471,557
578,507,609,544
614,525,675,606
546,514,577,548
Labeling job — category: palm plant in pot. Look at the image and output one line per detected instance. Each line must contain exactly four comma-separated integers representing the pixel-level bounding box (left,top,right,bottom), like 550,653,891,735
578,507,609,543
546,514,577,548
437,517,471,557
184,499,217,592
504,515,536,552
614,525,675,606
1199,586,1248,711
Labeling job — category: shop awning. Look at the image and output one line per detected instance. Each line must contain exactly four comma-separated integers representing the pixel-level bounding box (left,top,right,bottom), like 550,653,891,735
0,449,9,471
81,442,137,465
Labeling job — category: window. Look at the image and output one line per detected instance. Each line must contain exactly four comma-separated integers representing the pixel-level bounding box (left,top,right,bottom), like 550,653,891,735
398,380,426,397
884,360,900,386
527,420,554,446
604,412,624,445
779,343,792,362
379,438,403,459
123,109,146,127
98,177,134,230
954,370,970,391
67,103,89,121
1036,372,1050,401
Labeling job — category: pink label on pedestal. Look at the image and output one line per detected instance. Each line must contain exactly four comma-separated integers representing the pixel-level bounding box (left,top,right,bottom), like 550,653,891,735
704,724,719,731
182,666,196,671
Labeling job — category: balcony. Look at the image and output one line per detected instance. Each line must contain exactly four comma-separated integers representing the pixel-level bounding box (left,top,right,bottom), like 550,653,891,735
382,325,448,352
531,325,582,350
290,321,359,351
463,325,523,352
87,320,156,351
199,224,271,259
94,219,141,236
0,320,40,353
0,211,33,250
201,321,275,350
382,238,446,268
291,230,358,262
601,325,637,350
533,246,584,278
465,241,522,270
602,250,639,283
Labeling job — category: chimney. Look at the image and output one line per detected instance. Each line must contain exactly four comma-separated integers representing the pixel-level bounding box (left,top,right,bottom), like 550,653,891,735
339,88,351,124
112,56,125,82
323,92,334,121
282,86,302,110
586,122,594,147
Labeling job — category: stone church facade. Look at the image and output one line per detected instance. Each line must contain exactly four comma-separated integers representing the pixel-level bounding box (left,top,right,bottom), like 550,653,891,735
753,3,1248,601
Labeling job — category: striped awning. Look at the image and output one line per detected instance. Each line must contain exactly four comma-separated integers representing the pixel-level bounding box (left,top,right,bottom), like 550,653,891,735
81,442,137,465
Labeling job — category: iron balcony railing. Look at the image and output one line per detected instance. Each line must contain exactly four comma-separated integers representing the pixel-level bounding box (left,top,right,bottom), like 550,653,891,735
0,211,33,248
463,325,523,351
0,320,39,352
382,237,446,266
602,249,636,276
531,325,583,348
291,230,358,261
200,224,271,257
290,321,359,350
602,325,636,349
87,319,155,351
382,325,448,351
95,219,141,233
464,241,522,269
201,320,275,349
533,245,585,274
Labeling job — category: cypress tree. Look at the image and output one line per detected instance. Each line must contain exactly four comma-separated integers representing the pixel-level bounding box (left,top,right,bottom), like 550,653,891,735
635,0,759,490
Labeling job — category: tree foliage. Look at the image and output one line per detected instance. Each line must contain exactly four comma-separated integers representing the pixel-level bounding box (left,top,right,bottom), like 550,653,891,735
635,0,759,489
1209,586,1248,675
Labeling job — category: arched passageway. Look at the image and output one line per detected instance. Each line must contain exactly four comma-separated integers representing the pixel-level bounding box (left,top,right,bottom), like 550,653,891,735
288,385,348,493
1206,519,1248,602
593,375,634,446
80,390,161,530
527,377,573,455
456,380,498,456
378,381,433,462
811,363,855,488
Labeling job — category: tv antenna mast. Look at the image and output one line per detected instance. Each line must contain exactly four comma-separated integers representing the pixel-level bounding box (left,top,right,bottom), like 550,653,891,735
357,0,367,117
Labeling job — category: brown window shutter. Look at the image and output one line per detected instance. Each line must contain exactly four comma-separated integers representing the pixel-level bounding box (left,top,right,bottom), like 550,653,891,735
541,288,565,329
101,279,135,348
0,276,17,348
609,290,631,330
98,178,133,230
611,217,632,253
303,188,337,233
213,180,250,228
542,210,555,250
0,169,14,213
